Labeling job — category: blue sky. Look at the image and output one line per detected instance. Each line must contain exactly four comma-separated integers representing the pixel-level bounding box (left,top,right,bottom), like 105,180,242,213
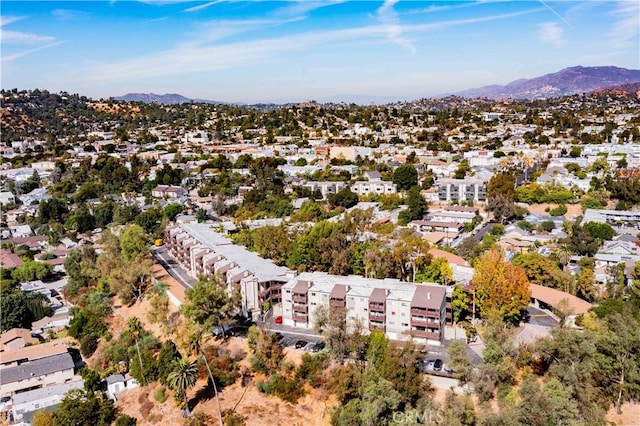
2,1,639,103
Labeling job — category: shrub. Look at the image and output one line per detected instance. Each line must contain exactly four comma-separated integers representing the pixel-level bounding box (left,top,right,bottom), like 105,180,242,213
115,414,137,426
223,409,246,426
295,353,329,388
549,204,567,216
256,374,305,404
80,334,99,357
154,387,168,403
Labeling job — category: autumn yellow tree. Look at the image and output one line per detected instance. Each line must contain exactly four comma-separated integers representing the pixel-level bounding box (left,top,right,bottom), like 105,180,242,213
472,249,531,324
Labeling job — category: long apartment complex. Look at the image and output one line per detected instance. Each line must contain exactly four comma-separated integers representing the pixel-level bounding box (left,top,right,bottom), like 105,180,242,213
282,272,447,346
165,223,294,318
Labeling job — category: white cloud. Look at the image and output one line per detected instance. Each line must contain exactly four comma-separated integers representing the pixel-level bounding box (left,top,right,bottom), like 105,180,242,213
607,1,640,49
538,22,566,48
377,0,416,54
1,16,23,27
0,15,59,62
80,7,543,83
51,9,89,20
183,1,224,13
1,41,64,63
0,29,56,44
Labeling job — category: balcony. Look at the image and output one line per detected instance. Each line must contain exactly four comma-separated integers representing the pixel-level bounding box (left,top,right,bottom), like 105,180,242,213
369,312,386,321
292,313,308,322
293,304,308,313
410,308,440,318
369,302,385,309
329,298,346,308
411,329,441,340
292,294,307,304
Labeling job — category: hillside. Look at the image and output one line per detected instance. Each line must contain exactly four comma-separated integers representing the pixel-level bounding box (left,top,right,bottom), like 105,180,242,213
456,66,640,99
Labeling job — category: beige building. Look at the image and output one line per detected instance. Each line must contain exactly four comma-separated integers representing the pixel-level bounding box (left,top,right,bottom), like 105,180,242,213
282,272,446,345
0,352,76,397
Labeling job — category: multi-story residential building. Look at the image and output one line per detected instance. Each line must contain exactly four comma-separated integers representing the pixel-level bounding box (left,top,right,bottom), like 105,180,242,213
350,180,397,196
151,185,187,199
301,181,346,199
437,177,487,203
281,272,447,346
165,223,294,318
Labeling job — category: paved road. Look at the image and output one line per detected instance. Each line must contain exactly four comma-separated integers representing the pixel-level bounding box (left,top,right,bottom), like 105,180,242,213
526,305,559,328
152,246,197,288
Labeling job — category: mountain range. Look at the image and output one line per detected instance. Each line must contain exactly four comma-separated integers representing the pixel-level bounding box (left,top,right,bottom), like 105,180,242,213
113,66,640,104
112,92,226,104
455,66,640,99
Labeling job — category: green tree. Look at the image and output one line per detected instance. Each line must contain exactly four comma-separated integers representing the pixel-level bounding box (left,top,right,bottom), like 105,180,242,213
11,260,53,283
163,203,183,221
512,252,569,291
392,164,418,191
120,224,148,261
582,221,616,241
486,172,516,224
447,340,473,385
55,389,115,426
157,340,182,385
167,358,199,412
182,277,238,332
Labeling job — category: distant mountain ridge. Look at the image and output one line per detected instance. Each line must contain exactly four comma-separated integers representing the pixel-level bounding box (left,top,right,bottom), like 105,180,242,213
455,66,640,99
112,92,225,104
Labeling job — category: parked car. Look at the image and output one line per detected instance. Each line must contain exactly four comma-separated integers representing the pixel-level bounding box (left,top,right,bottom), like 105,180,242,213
433,359,443,371
294,340,307,349
303,342,316,352
310,341,325,352
275,315,283,324
213,325,233,338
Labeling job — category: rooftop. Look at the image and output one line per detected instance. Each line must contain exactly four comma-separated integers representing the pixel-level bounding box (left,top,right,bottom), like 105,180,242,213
0,352,75,384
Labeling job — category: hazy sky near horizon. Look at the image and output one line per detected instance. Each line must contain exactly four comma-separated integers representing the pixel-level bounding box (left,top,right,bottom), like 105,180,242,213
2,1,639,103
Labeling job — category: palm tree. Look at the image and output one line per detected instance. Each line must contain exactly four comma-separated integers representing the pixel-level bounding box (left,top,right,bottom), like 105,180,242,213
187,332,223,426
126,316,145,382
167,358,198,415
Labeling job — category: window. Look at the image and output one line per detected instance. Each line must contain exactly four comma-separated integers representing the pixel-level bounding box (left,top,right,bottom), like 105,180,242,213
311,292,316,296
401,302,407,307
285,308,290,312
348,296,354,301
401,323,408,327
285,290,291,293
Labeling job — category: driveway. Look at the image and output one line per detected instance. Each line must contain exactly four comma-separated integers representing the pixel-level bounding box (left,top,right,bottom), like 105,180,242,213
152,246,197,288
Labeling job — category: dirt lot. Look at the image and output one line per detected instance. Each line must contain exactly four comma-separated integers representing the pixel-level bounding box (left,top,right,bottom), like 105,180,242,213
113,336,336,426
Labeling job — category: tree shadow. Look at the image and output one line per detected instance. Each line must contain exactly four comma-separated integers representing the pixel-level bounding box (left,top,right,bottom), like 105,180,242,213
190,383,217,408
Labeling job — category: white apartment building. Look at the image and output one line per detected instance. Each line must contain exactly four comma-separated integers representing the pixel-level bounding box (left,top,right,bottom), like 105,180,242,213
281,272,447,346
437,177,487,203
350,180,397,196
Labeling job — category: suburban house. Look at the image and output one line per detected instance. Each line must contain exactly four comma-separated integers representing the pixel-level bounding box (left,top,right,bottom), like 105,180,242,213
151,185,187,199
105,373,139,401
281,272,447,346
0,352,77,397
0,329,38,352
8,380,84,424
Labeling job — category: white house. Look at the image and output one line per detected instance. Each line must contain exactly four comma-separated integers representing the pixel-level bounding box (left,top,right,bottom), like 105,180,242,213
106,373,139,401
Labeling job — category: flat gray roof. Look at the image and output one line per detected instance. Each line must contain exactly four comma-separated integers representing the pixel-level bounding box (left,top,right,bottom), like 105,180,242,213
12,379,83,405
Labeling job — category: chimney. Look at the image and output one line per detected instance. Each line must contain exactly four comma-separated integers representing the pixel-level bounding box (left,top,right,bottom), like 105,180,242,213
427,292,431,300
